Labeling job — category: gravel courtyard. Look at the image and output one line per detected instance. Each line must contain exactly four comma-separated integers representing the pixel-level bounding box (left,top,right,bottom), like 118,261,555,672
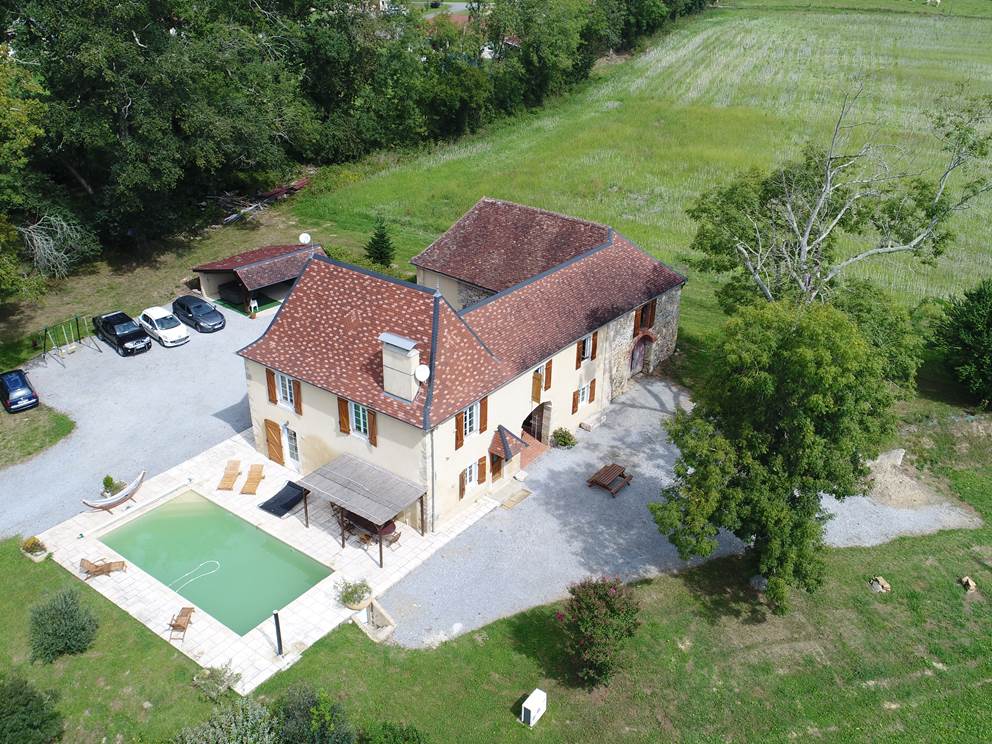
0,308,272,538
380,376,743,648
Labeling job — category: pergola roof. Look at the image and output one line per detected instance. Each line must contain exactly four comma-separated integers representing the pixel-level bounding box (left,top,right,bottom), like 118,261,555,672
296,454,425,526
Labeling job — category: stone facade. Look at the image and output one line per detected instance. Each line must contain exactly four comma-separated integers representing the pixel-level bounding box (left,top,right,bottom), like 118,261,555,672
604,285,681,401
457,280,493,309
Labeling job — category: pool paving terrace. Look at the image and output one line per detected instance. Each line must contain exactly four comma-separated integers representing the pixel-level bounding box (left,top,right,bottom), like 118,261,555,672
38,430,497,694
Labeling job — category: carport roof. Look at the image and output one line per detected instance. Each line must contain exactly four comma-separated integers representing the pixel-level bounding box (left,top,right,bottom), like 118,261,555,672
194,244,325,291
295,454,425,526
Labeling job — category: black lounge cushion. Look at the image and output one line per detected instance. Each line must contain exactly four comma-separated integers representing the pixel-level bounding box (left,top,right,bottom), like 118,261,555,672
259,481,306,518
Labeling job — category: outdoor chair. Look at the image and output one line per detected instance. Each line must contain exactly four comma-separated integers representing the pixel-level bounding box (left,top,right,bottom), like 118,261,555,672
79,558,127,581
385,531,402,551
217,460,241,491
168,607,195,642
240,464,265,495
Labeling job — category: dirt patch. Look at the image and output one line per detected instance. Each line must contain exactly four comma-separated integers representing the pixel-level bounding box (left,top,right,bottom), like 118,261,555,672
867,450,950,508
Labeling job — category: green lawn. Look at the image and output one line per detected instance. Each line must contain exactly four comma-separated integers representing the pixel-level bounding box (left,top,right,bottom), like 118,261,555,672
0,404,74,468
0,540,215,743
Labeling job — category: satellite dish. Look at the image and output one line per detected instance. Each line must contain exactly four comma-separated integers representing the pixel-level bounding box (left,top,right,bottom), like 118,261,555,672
298,232,312,245
414,364,431,383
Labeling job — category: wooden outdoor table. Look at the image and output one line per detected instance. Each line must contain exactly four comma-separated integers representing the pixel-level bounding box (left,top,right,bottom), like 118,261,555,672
587,464,632,497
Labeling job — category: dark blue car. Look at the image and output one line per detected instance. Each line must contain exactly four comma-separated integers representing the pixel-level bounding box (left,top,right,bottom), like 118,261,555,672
1,369,39,413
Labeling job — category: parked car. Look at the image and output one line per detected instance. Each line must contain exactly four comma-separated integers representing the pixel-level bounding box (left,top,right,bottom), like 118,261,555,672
1,369,39,413
138,306,190,347
172,295,226,333
92,311,152,356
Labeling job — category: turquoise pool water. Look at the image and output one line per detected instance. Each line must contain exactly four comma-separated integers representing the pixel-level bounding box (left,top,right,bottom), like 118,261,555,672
101,490,330,635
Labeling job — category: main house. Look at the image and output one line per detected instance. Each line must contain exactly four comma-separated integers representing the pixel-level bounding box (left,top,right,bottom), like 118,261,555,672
237,198,685,532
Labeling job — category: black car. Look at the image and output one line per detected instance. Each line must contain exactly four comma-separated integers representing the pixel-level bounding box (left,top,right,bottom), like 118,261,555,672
172,295,226,332
92,311,152,356
1,369,39,413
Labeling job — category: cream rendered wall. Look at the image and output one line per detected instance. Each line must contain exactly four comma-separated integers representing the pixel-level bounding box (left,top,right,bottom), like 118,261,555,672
415,268,492,310
197,271,234,300
243,359,431,521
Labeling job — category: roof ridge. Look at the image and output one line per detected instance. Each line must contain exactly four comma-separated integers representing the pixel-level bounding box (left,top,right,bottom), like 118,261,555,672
612,231,689,286
460,228,616,316
236,244,320,271
311,253,437,295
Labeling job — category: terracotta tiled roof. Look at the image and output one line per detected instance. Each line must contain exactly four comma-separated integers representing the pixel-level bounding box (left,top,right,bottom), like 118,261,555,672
194,244,325,292
411,198,611,292
462,233,685,375
237,256,508,429
489,425,529,460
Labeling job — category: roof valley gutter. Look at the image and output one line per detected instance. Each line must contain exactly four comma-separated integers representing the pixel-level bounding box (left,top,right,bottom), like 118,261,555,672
422,293,441,429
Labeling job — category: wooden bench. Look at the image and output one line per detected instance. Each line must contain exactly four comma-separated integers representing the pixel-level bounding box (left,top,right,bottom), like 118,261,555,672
587,464,632,497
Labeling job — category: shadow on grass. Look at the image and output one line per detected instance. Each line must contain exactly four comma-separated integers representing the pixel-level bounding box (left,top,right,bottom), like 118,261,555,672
916,352,974,409
503,605,578,689
678,555,770,626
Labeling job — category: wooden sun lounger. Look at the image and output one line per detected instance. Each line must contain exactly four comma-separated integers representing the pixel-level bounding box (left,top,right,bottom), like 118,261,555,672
240,463,265,495
217,460,242,491
587,464,632,497
169,606,195,642
79,557,127,581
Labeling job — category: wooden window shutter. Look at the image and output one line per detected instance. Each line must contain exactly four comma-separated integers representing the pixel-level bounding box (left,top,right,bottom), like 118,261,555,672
455,411,465,450
337,397,350,434
491,454,503,481
368,410,378,447
266,368,277,404
477,456,486,483
459,470,466,500
479,397,488,433
531,371,542,403
647,298,657,327
292,380,302,415
575,341,583,369
572,390,579,414
544,359,553,390
591,331,598,360
589,378,597,403
633,307,642,338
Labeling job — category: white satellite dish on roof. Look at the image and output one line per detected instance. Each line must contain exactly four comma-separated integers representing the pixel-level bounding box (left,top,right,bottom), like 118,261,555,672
414,364,431,383
298,232,312,245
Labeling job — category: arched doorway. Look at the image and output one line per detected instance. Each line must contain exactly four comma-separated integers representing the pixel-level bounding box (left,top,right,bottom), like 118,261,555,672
522,401,552,445
630,336,652,375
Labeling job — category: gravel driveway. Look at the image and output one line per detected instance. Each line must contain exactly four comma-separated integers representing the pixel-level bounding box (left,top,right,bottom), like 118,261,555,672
380,377,743,648
0,308,271,538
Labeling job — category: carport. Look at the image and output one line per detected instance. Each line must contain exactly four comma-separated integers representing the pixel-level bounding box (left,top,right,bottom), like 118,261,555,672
295,454,427,568
193,243,324,312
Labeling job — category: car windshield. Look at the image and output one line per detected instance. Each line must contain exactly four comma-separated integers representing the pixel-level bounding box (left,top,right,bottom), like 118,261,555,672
191,303,213,316
155,315,181,330
2,376,29,397
113,320,140,335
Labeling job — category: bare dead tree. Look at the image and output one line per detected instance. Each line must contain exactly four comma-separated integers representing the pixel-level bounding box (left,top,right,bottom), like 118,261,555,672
16,214,89,278
690,86,992,306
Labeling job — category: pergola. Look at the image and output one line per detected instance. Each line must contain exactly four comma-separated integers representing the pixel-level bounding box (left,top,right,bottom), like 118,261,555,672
295,454,426,568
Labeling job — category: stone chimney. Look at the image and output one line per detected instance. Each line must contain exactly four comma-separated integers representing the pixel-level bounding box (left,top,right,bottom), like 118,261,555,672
379,332,420,401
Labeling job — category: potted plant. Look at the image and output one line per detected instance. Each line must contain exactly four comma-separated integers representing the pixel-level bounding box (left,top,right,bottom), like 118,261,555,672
336,578,372,610
101,474,124,497
20,536,49,563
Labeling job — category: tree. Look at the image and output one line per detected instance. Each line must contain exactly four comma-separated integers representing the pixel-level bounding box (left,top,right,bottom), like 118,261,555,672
649,302,893,612
937,278,992,407
557,576,640,685
687,88,992,309
0,675,63,744
365,215,395,266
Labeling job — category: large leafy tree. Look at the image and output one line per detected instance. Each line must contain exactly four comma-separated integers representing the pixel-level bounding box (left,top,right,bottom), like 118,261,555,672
687,89,992,309
937,279,992,407
650,302,893,612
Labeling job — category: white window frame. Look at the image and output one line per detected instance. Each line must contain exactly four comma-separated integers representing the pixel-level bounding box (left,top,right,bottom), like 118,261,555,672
276,372,295,408
349,401,369,438
463,401,480,438
578,382,591,406
464,461,478,490
285,427,300,468
580,334,593,360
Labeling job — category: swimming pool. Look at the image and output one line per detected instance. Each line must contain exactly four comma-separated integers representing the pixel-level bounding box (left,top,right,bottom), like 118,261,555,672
101,490,330,635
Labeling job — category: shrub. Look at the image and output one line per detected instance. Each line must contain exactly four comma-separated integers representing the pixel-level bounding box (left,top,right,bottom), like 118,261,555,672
172,698,278,744
362,721,429,744
20,536,46,555
0,675,63,744
192,663,241,702
557,576,640,685
29,589,98,663
101,475,123,494
551,427,577,448
937,278,992,407
273,684,355,744
336,579,372,607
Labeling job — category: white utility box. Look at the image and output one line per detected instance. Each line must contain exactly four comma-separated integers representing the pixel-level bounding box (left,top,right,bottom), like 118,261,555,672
520,688,547,728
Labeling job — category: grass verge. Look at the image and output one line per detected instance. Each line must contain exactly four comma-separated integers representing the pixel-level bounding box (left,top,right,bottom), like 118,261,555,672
0,405,74,468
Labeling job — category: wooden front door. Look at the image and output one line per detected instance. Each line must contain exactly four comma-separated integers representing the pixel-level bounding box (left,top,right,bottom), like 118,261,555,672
264,418,284,465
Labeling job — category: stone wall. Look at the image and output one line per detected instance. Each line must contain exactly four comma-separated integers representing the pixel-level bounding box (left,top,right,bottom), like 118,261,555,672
457,280,493,308
604,285,682,401
647,285,681,369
